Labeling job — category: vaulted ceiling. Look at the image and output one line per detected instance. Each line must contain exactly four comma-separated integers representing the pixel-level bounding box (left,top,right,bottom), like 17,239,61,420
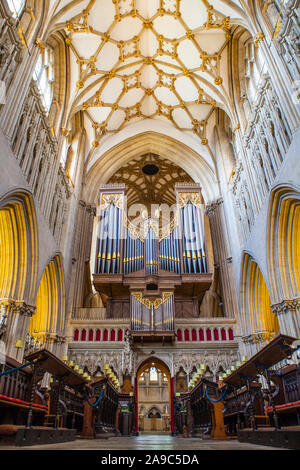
108,152,193,207
49,0,246,157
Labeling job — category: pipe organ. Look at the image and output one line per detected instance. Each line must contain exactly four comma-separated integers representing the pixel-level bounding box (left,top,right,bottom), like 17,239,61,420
95,185,207,277
97,193,123,274
93,183,212,341
131,292,174,332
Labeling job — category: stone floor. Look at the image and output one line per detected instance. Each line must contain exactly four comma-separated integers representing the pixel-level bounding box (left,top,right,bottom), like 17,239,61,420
1,434,285,450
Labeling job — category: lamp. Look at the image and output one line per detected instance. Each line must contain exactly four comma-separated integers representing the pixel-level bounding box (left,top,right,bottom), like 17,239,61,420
62,355,68,363
79,369,83,375
104,363,109,370
242,356,248,362
68,360,74,367
74,365,79,371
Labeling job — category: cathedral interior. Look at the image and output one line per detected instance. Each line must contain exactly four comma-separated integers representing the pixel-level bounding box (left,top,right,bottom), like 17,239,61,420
0,0,299,451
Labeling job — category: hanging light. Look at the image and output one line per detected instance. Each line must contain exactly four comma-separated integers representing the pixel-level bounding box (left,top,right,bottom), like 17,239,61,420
104,363,109,370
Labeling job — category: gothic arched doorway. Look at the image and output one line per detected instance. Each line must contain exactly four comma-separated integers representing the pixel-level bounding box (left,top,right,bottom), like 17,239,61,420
136,357,172,435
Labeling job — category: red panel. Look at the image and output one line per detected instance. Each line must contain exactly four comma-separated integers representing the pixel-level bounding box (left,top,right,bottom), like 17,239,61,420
221,328,226,341
192,329,197,341
81,329,86,341
110,329,116,341
96,329,101,341
103,329,108,341
74,329,79,341
199,329,204,341
228,328,234,340
213,328,219,341
117,329,123,341
184,329,190,341
177,329,182,341
206,329,212,341
88,329,94,341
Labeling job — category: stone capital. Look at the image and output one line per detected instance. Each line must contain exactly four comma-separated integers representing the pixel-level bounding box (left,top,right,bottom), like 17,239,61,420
271,298,300,316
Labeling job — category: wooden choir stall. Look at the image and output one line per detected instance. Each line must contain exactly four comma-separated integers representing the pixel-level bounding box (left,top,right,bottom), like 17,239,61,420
220,334,300,449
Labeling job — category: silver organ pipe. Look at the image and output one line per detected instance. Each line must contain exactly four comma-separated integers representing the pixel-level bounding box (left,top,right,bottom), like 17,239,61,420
97,201,122,274
123,229,144,274
97,191,206,275
159,227,180,273
181,201,206,273
145,227,158,275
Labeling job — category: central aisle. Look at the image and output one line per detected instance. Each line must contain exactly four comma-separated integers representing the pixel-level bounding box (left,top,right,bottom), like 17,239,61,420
1,435,284,450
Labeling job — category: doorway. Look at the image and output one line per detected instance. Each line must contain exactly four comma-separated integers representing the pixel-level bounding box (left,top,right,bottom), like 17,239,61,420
136,358,172,435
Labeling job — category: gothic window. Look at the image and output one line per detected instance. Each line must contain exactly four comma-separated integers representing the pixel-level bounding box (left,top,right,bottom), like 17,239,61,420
149,366,158,382
33,47,54,114
7,0,25,18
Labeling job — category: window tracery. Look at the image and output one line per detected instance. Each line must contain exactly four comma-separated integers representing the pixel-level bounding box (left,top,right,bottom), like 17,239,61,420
33,46,54,114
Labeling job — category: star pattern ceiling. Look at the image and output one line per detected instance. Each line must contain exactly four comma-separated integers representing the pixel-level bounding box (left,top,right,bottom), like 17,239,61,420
59,0,234,150
108,152,193,207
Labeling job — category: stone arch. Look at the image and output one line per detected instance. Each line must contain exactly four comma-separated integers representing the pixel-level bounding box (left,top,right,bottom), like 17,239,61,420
240,252,279,344
28,254,66,352
267,184,300,302
84,131,218,205
0,190,38,304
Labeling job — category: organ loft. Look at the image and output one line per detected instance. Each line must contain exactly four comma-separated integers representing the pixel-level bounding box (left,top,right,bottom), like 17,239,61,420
94,179,212,343
0,0,299,450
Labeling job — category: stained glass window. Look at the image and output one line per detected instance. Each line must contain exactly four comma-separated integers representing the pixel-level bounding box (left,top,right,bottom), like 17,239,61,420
149,366,158,381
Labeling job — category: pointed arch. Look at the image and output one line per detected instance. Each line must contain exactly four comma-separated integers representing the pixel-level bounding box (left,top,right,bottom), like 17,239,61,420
0,190,38,304
267,184,300,302
28,254,66,342
240,252,279,340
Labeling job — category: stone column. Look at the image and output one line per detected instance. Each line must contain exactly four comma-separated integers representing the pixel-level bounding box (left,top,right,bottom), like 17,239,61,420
205,198,238,318
66,201,96,320
0,299,36,362
271,298,300,338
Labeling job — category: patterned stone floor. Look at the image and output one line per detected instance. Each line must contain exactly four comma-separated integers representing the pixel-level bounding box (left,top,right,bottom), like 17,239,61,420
1,435,285,450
